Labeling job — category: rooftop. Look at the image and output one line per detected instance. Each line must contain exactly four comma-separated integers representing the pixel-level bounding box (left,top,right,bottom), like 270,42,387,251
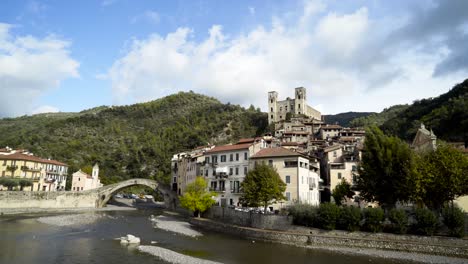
250,147,304,159
0,152,67,166
206,143,252,154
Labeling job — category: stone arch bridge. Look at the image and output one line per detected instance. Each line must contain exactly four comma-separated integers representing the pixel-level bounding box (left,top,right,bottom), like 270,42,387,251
0,178,178,213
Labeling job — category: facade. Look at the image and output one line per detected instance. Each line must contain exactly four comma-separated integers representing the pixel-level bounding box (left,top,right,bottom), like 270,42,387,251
0,147,68,191
71,163,103,191
268,87,321,124
412,123,437,152
203,139,266,207
319,124,343,140
250,147,320,209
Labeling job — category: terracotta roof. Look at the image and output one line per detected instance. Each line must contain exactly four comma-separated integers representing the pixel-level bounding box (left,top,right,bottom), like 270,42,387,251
0,152,67,166
323,144,342,152
206,143,252,153
281,142,299,146
321,125,342,130
283,131,309,135
75,170,93,179
237,137,261,144
339,137,357,142
251,147,302,159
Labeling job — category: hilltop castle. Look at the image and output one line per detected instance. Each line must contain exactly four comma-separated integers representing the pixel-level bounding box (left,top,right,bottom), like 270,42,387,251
268,87,321,124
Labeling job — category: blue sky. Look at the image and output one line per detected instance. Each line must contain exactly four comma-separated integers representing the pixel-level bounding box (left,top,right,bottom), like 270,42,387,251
1,0,467,117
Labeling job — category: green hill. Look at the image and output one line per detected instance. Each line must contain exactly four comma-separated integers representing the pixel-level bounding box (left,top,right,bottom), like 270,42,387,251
349,105,410,128
324,112,374,127
0,92,268,185
380,79,468,143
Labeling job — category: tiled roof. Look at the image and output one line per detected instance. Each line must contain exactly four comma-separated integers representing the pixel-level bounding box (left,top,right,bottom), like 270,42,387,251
237,137,261,144
0,152,67,166
281,142,299,146
206,143,252,153
323,144,342,152
283,131,309,135
251,147,302,159
321,125,342,130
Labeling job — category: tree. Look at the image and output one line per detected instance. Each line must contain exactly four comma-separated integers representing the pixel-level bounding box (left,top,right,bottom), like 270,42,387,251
415,143,468,209
19,179,32,191
240,164,286,213
0,178,17,191
332,179,355,206
179,176,216,217
356,126,416,209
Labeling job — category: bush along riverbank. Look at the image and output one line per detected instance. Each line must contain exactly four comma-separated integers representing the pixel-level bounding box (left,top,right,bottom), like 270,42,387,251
288,203,466,238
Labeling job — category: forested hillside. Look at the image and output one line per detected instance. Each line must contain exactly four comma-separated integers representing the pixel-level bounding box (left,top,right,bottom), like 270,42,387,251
324,112,374,127
0,92,268,185
349,79,468,144
380,79,468,143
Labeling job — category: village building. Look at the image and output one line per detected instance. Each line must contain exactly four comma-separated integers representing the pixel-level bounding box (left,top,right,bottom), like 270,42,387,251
0,147,68,191
250,147,320,209
71,163,103,191
411,123,437,152
203,138,266,207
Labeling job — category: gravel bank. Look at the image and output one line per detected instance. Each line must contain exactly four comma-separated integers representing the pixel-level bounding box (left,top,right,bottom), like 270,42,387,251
151,215,202,237
37,213,102,226
138,245,222,264
300,244,468,264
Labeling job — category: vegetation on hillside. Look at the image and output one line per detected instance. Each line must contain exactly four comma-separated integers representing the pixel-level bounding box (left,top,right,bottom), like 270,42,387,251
349,105,409,128
0,92,268,186
324,112,374,127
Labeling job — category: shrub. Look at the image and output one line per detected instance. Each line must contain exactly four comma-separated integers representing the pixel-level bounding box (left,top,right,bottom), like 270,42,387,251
288,203,316,227
442,205,465,238
316,203,340,230
413,208,438,236
363,207,384,233
388,208,408,234
337,206,361,232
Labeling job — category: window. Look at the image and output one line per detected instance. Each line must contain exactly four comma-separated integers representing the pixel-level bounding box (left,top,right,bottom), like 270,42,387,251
73,187,75,191
286,192,291,201
280,116,282,119
333,151,337,157
229,168,233,175
81,187,83,191
286,175,290,184
2,171,5,177
230,154,233,161
206,157,210,163
280,107,282,111
268,160,273,167
205,170,208,176
285,106,288,111
352,165,357,171
244,167,247,175
236,153,239,161
78,178,80,181
221,155,226,162
271,107,273,112
235,167,239,175
212,155,218,163
284,161,298,168
244,152,248,160
271,115,273,119
338,173,342,179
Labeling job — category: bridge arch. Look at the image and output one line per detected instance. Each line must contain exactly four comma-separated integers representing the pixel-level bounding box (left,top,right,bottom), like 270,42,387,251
95,178,177,209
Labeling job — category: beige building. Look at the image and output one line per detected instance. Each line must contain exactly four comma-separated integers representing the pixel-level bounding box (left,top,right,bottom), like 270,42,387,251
250,147,320,209
71,163,103,191
268,87,321,124
203,138,266,207
0,147,68,191
319,124,343,140
412,123,437,152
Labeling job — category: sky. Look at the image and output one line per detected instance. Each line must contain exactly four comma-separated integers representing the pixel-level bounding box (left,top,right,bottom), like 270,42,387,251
0,0,467,117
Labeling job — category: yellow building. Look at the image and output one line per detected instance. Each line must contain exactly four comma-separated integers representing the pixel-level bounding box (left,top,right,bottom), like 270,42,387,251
0,148,68,191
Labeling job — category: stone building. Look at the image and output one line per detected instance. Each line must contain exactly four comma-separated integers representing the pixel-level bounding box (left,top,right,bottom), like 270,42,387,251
268,87,321,124
71,163,103,191
411,123,437,152
250,147,320,209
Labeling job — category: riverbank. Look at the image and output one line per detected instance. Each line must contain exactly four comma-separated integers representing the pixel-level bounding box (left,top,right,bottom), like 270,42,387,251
190,217,468,263
0,204,137,215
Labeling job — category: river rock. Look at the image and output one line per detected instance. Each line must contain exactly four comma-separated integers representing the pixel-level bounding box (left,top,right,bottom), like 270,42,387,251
120,234,140,245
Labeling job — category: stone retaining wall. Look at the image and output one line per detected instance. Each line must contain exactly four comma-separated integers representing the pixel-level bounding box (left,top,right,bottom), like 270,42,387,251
203,207,293,230
0,191,97,214
190,218,468,259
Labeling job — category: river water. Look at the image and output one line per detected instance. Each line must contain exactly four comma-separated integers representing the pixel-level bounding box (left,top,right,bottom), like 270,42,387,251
0,209,409,264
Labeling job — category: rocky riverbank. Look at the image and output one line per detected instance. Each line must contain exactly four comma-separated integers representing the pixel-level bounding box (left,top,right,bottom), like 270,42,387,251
138,245,222,264
37,213,103,226
150,215,202,237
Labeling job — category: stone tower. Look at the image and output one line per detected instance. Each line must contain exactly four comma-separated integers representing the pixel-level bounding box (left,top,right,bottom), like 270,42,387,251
295,87,306,115
268,91,278,124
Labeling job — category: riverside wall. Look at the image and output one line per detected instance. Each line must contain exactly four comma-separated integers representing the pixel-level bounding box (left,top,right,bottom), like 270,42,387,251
190,218,468,259
0,191,97,214
203,206,293,230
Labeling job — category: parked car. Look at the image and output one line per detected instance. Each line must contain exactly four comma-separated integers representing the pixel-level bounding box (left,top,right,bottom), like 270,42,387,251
114,194,123,199
130,194,138,199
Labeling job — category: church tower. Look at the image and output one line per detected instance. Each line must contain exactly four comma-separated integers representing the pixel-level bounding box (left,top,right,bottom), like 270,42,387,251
295,87,306,115
268,91,278,124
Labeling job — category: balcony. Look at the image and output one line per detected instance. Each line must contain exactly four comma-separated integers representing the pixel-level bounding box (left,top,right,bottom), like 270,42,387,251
210,187,226,192
21,166,41,172
230,188,242,194
6,165,18,171
309,183,317,190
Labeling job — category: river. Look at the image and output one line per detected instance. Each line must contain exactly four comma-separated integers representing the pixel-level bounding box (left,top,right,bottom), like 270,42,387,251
0,209,411,264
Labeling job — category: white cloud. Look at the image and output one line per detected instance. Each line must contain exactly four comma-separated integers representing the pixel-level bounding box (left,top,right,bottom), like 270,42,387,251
0,23,79,117
107,1,468,114
31,105,59,115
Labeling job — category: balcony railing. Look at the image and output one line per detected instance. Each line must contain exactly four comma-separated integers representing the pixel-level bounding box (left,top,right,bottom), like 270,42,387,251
230,188,242,194
309,183,317,190
209,187,226,192
21,166,41,172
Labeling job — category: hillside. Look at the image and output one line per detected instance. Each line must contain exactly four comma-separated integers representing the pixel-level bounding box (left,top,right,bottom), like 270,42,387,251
323,112,374,127
349,105,410,128
380,79,468,143
0,92,268,185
